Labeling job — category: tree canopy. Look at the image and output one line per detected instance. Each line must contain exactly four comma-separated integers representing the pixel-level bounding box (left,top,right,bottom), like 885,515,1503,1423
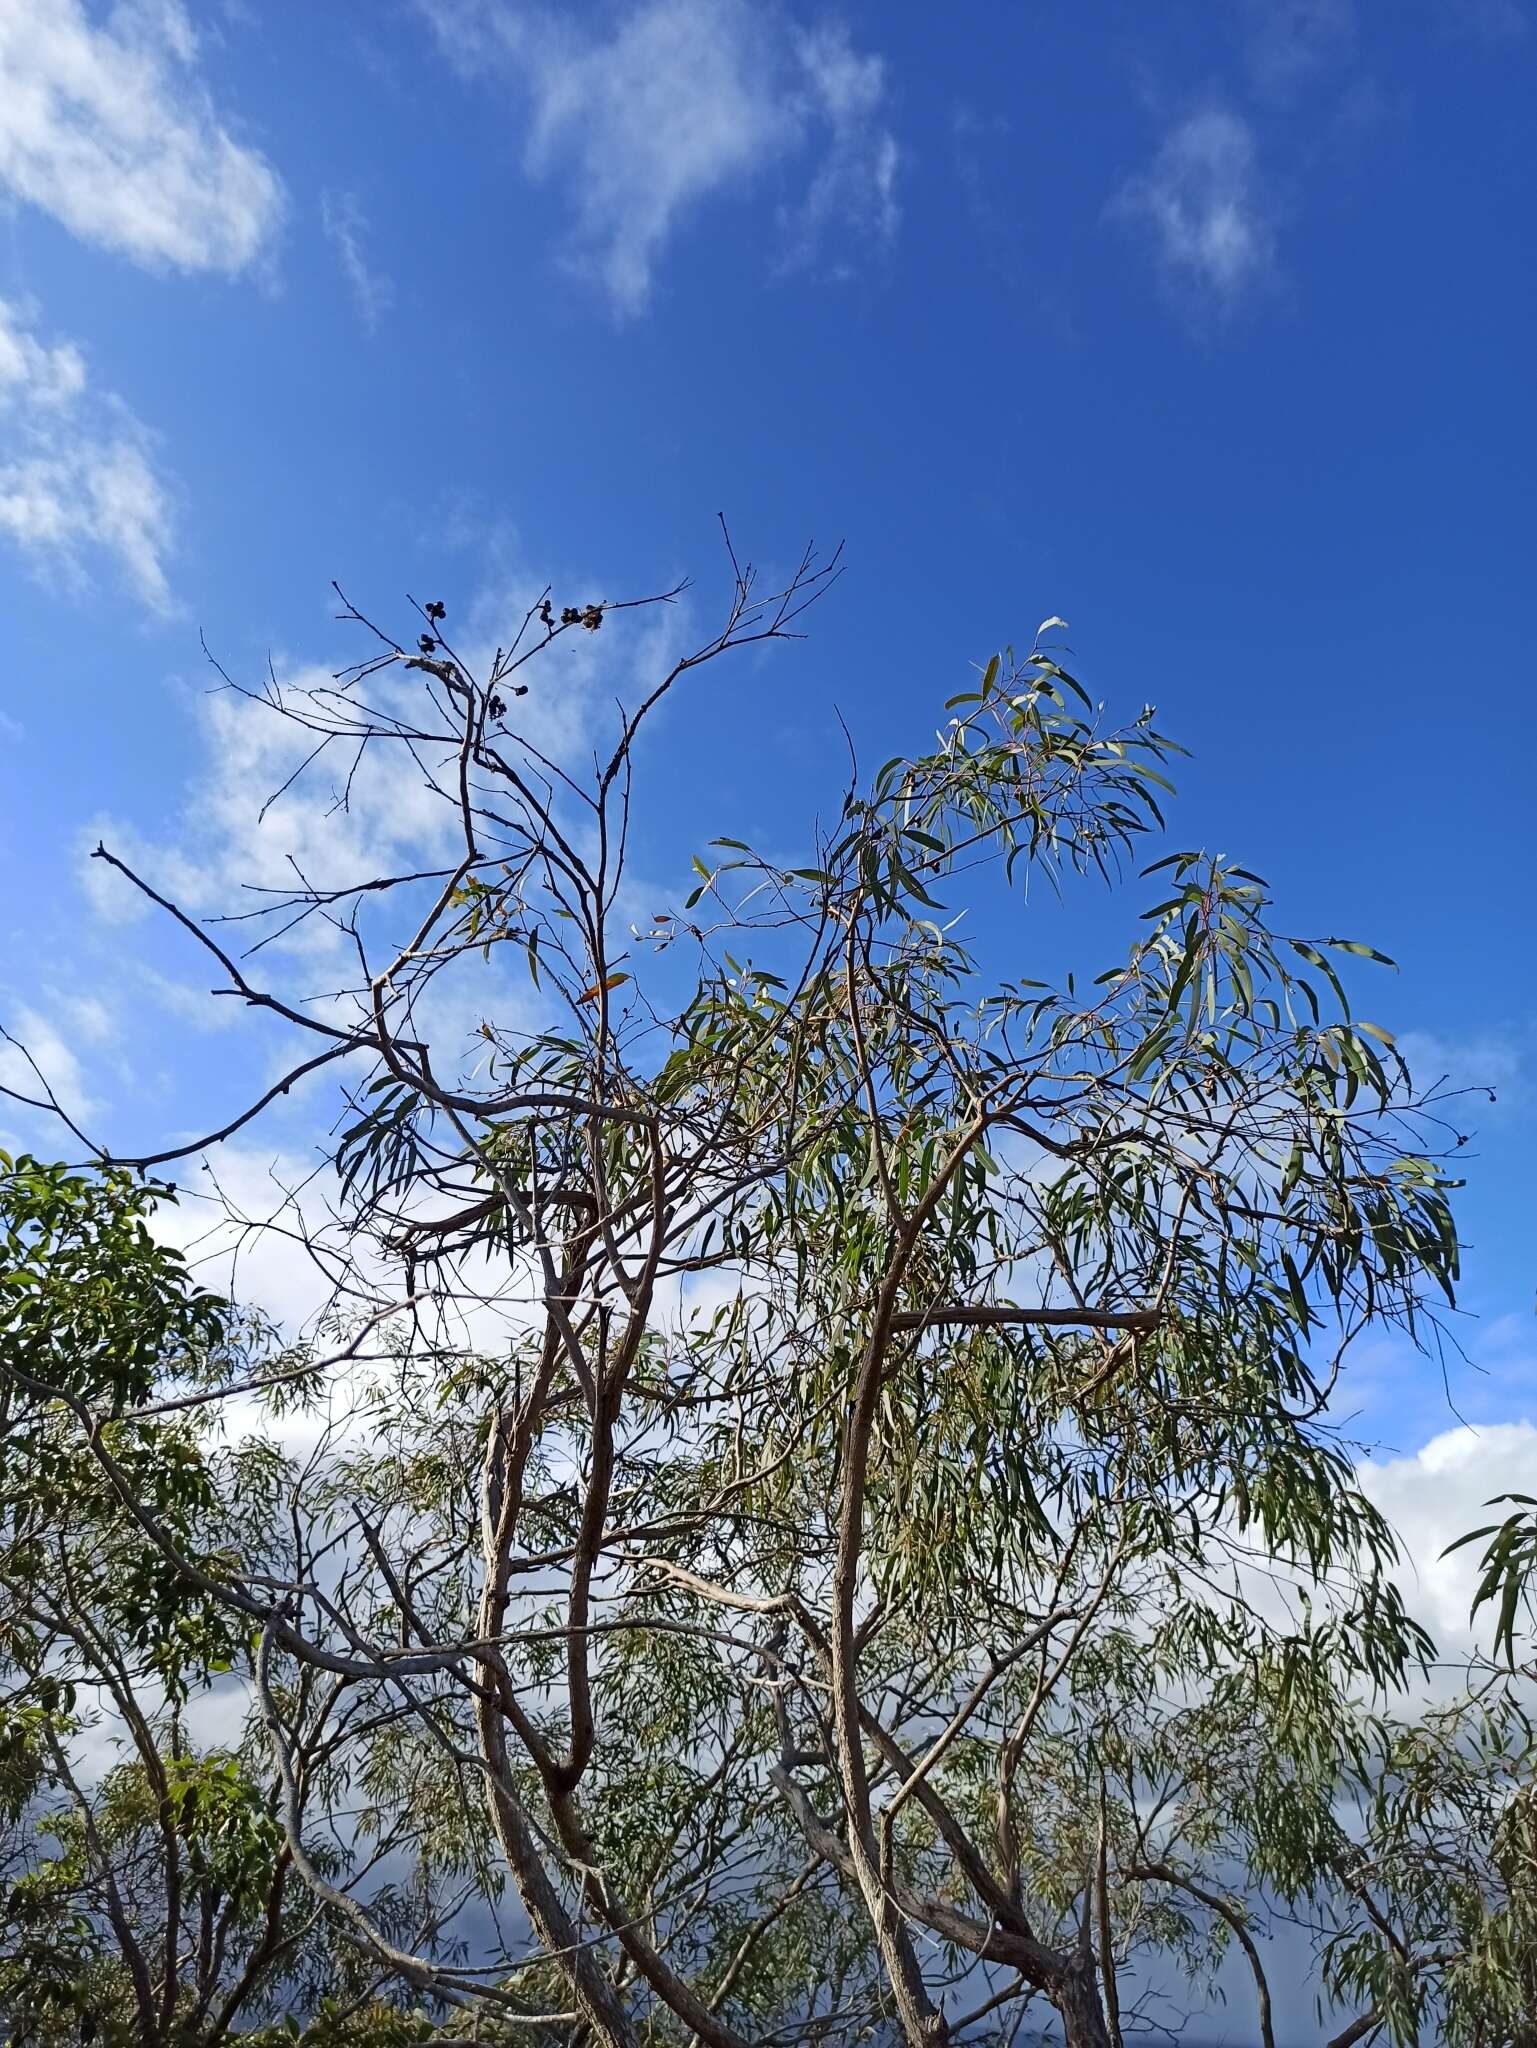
2,549,1531,2048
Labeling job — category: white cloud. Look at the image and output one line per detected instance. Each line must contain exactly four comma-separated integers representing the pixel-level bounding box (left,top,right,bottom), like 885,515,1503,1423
1165,1410,1537,1707
0,296,178,610
1112,109,1276,314
153,1144,351,1338
1358,1421,1537,1665
321,189,394,332
82,543,694,965
152,1138,552,1367
0,999,101,1129
0,0,284,274
415,0,899,315
84,658,459,934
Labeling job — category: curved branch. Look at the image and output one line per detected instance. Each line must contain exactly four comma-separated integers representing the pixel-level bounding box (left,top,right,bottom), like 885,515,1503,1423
1124,1862,1275,2048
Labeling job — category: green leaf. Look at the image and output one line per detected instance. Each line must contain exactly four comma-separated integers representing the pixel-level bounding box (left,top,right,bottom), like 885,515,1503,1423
1167,916,1202,1010
1325,939,1398,968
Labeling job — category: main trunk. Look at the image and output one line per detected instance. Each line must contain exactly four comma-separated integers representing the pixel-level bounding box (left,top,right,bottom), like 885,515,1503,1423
475,1696,639,2048
1052,1953,1114,2048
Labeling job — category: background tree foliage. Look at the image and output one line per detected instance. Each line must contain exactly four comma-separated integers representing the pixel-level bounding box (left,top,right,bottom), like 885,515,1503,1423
2,547,1532,2047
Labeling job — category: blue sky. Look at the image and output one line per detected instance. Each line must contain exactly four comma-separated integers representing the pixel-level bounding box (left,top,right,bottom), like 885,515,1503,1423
0,4,1534,2037
1,0,1535,1627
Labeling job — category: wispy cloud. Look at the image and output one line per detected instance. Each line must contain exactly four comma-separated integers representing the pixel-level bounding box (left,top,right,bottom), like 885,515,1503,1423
415,0,900,315
0,0,284,275
0,296,178,612
1239,0,1355,102
1440,0,1528,41
1397,1026,1528,1114
1111,109,1277,316
321,190,394,332
49,989,114,1045
778,23,899,272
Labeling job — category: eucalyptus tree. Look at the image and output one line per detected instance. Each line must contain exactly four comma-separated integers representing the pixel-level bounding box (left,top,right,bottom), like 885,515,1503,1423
2,539,1517,2046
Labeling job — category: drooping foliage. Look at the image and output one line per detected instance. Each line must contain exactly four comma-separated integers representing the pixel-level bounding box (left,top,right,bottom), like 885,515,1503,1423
1,552,1528,2047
